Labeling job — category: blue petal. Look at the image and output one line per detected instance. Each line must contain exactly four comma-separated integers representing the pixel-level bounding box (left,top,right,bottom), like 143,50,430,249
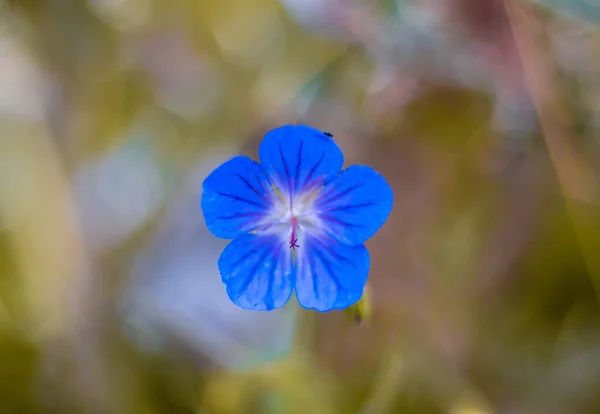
219,233,294,311
315,165,393,245
258,125,343,200
202,156,275,239
294,233,370,311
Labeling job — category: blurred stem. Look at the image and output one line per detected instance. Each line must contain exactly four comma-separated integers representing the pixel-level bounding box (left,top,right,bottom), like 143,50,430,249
290,301,316,362
358,349,406,414
504,0,600,295
504,0,597,202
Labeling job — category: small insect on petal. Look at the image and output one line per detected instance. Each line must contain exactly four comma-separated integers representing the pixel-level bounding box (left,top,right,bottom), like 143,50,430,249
344,284,372,325
324,132,334,137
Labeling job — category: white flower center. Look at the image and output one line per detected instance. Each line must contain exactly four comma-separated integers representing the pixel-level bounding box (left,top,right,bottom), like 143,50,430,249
259,185,323,250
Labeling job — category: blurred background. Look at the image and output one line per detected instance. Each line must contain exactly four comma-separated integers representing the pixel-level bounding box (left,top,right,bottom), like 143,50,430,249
0,0,599,413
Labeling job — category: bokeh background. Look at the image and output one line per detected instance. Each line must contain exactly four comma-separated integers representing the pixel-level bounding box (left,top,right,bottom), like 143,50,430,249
0,0,599,413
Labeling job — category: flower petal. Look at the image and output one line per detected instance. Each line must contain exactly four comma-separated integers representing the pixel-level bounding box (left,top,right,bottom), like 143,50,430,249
294,233,370,311
202,156,275,239
219,233,294,311
258,125,343,200
315,165,393,245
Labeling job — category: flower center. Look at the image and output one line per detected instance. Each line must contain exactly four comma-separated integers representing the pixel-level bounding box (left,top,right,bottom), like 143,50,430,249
262,185,323,250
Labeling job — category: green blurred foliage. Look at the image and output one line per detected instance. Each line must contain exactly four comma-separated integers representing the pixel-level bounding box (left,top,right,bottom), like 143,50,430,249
531,0,600,24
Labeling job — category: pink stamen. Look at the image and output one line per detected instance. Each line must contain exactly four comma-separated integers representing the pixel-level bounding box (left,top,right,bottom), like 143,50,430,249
289,217,299,249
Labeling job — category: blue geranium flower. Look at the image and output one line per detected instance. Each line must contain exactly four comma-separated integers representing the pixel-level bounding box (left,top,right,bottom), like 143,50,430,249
201,125,393,312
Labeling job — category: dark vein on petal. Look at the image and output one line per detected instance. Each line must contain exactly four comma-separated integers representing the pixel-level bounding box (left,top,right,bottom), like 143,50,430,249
295,141,303,193
303,151,325,190
217,192,266,208
321,202,377,212
229,249,256,269
234,173,270,204
216,212,264,220
229,238,271,268
234,246,272,301
265,244,282,310
278,140,292,208
312,237,355,268
252,222,276,233
313,248,342,302
307,249,318,302
319,183,363,206
321,214,365,228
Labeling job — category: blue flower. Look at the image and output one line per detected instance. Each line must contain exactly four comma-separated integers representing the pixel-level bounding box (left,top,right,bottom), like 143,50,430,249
201,125,393,312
